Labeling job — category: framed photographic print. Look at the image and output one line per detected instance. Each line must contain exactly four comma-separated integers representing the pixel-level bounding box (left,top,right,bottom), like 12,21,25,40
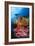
5,1,34,45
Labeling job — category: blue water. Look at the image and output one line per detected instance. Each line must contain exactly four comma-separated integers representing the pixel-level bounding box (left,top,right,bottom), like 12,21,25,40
11,7,29,23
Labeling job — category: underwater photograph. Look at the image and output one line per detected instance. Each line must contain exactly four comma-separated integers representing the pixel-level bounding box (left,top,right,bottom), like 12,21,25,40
5,2,34,44
11,7,29,39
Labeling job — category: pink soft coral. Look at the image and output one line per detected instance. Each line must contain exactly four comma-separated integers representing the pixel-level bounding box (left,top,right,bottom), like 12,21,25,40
14,26,28,37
